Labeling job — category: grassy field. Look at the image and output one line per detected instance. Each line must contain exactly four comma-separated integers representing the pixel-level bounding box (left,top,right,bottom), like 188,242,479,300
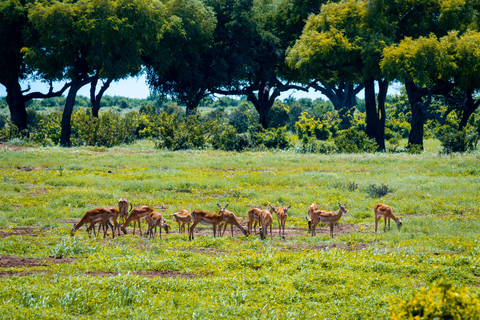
0,140,479,319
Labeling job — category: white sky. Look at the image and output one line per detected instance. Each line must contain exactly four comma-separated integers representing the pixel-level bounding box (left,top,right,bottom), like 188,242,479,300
0,74,400,101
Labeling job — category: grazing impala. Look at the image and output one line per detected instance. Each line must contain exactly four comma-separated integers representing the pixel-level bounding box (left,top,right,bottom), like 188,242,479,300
188,204,228,241
170,209,192,234
217,209,248,237
270,204,291,238
306,203,318,233
91,208,125,237
259,209,273,240
71,208,115,238
146,211,170,239
311,203,347,238
247,207,263,235
121,206,155,236
374,203,402,233
118,197,133,223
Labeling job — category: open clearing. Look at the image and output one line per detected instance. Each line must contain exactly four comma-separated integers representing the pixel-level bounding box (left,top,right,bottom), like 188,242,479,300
0,143,479,319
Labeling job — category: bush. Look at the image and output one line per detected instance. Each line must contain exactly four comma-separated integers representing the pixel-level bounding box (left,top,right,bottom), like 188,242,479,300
437,127,479,154
155,114,213,150
389,279,480,320
228,103,258,133
334,127,378,153
250,125,292,150
366,184,393,198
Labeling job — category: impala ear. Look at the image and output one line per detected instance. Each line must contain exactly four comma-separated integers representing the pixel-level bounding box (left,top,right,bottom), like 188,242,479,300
287,205,291,209
225,204,228,209
338,203,341,208
217,204,221,208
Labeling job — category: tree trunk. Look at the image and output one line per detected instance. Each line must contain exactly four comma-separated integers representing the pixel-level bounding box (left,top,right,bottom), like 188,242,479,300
90,76,112,118
60,78,91,147
5,81,28,133
364,78,388,150
310,81,362,129
404,80,425,149
246,84,279,129
459,89,480,130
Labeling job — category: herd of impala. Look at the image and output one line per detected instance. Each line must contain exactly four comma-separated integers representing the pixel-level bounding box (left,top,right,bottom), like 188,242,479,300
70,197,403,240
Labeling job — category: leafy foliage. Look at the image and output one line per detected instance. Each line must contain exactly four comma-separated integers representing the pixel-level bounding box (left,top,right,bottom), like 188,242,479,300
334,127,378,153
389,279,480,319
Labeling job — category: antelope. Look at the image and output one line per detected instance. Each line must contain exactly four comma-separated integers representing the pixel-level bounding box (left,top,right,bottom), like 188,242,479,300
374,203,402,233
247,207,263,235
170,209,192,234
91,208,124,237
217,209,249,237
145,211,170,239
71,208,115,238
188,204,228,241
259,209,273,240
306,203,318,233
118,197,133,224
270,204,291,238
311,203,347,238
121,206,155,236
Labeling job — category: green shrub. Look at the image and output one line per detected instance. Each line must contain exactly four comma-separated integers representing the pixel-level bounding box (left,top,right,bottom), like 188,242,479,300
250,125,292,150
228,103,258,133
155,114,212,150
437,127,479,154
366,184,393,198
334,127,378,153
389,279,480,320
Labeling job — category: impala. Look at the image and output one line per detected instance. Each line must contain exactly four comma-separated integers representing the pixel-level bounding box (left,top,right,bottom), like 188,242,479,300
311,203,347,238
90,208,124,237
270,204,291,238
71,208,115,238
170,209,192,234
146,211,170,239
247,207,263,235
217,209,248,237
306,203,318,233
118,197,133,224
121,206,155,236
374,203,402,233
188,204,228,240
259,209,273,240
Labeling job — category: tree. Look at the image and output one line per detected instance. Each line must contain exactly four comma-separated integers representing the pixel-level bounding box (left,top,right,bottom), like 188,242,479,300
0,0,70,133
24,0,164,146
144,0,217,117
379,0,480,148
286,0,390,148
206,0,314,128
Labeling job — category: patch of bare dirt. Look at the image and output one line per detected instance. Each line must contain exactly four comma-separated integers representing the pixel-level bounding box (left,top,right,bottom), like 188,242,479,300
0,255,76,269
85,270,198,278
0,227,50,238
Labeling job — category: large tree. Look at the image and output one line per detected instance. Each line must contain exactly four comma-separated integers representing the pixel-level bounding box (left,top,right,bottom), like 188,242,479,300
144,0,217,117
379,0,480,148
207,0,320,128
24,0,164,146
0,0,70,133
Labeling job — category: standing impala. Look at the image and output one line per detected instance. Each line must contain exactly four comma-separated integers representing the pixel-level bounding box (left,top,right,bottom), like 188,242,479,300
71,208,115,238
270,204,291,238
247,207,263,235
146,211,170,239
311,203,347,238
188,204,228,240
259,209,273,240
121,206,155,236
306,203,318,233
170,209,192,234
118,197,133,224
217,209,248,237
374,203,402,233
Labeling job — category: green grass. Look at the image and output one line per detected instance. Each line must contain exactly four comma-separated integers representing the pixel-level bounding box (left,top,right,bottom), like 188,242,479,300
0,140,479,319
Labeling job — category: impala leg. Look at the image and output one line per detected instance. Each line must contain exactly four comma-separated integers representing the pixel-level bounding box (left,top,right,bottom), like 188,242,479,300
330,223,334,238
230,225,233,237
189,222,198,240
388,217,391,230
384,217,387,232
375,215,381,233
